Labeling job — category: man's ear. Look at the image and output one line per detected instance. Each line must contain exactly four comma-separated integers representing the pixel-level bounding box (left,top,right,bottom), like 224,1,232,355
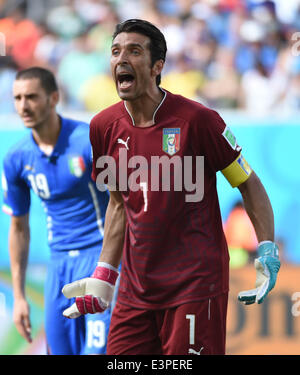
50,91,59,108
152,59,164,78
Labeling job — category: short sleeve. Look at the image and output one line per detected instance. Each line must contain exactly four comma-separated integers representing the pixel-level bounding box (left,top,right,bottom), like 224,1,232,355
195,108,241,173
89,116,104,182
2,153,30,216
83,133,93,169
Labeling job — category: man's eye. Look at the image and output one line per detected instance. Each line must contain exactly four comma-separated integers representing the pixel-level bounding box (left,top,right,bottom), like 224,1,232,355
112,49,119,56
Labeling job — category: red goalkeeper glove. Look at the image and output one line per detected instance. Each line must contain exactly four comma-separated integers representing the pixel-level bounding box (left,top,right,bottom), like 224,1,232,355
62,263,119,319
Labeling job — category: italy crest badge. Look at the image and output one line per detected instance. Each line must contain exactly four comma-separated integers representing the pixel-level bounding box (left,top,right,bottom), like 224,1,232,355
68,156,86,177
163,128,180,156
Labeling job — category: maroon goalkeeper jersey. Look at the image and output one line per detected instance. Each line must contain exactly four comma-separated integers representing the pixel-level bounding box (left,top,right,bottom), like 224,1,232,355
90,90,241,309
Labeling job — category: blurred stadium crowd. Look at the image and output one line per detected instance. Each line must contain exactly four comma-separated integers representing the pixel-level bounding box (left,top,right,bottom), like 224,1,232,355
0,0,300,114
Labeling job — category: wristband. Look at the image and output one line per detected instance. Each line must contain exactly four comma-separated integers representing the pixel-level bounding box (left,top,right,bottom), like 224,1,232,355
92,264,119,285
258,241,279,258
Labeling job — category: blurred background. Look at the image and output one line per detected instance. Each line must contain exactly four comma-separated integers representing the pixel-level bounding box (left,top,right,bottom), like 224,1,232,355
0,0,300,355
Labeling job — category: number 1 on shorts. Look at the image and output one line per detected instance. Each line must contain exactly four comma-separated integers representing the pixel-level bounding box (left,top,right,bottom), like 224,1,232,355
140,182,148,212
186,314,195,345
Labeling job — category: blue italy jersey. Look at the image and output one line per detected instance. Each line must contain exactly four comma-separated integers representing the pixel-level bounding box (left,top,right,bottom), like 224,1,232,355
2,116,109,253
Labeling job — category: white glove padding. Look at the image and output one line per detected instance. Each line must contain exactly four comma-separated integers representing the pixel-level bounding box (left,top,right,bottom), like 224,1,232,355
62,263,119,319
238,241,280,305
62,278,115,318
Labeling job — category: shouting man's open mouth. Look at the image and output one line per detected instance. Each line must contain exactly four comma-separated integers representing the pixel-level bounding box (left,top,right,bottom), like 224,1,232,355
117,72,135,91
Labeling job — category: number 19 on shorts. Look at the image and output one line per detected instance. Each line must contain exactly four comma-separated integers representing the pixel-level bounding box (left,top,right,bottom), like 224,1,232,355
87,320,106,349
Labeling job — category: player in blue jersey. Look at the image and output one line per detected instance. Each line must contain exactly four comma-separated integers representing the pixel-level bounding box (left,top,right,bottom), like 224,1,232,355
1,67,117,355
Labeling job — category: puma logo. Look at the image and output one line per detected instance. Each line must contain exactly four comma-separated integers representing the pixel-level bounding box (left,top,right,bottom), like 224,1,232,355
188,347,204,355
117,136,130,150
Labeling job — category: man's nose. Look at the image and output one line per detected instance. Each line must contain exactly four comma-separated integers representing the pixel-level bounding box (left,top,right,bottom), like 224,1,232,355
117,50,129,65
19,97,29,111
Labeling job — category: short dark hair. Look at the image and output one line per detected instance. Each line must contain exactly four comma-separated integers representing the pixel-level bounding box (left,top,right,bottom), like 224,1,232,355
16,67,58,94
112,19,167,86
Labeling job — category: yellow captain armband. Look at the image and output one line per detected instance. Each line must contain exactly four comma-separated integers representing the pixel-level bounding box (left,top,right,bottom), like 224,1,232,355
221,153,252,188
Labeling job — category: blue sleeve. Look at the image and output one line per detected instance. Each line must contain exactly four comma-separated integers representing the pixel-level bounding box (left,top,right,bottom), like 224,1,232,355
79,123,93,172
2,153,30,216
85,138,93,167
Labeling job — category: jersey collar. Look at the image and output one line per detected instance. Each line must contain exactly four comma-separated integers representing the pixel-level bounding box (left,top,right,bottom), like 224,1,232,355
123,88,167,127
30,115,66,159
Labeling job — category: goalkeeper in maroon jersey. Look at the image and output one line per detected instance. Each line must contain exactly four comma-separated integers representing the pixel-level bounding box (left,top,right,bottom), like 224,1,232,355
62,19,280,355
